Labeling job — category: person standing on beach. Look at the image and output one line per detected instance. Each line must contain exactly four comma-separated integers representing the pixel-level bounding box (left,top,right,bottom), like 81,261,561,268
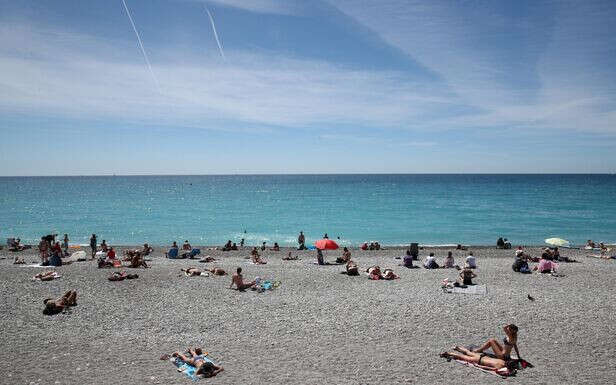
89,234,97,258
62,234,69,256
298,231,305,250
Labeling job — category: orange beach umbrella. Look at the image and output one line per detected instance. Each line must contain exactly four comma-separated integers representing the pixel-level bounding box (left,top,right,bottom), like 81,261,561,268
315,239,339,250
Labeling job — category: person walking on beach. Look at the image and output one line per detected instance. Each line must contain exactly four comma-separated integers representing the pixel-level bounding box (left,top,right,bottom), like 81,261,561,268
298,231,306,250
89,234,97,259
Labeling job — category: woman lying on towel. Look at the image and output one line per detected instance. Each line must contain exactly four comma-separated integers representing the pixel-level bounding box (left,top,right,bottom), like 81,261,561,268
172,348,224,378
474,324,522,361
207,267,227,276
366,266,399,280
345,260,359,276
43,290,77,315
34,271,58,281
440,346,519,371
182,267,205,276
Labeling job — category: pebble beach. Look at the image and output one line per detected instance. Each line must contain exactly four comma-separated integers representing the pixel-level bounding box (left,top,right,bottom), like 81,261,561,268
1,245,615,384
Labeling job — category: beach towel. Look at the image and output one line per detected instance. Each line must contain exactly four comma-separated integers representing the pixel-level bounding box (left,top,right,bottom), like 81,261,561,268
168,355,217,381
66,250,87,262
32,272,61,281
167,248,179,259
586,254,616,259
443,284,487,295
451,358,514,377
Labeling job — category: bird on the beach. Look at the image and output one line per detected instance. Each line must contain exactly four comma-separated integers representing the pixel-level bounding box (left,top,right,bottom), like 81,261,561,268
527,294,535,301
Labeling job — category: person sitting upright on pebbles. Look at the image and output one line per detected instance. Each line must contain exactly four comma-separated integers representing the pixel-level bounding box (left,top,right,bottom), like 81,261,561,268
251,247,267,264
229,267,256,291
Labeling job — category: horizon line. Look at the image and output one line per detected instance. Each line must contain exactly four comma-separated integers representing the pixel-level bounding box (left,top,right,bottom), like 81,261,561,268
1,172,615,177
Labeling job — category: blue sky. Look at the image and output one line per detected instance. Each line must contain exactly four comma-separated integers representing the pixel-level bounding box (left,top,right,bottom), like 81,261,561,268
1,0,615,175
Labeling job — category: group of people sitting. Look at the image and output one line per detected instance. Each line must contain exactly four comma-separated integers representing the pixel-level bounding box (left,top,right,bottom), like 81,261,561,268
512,246,575,274
7,237,31,252
497,237,512,249
422,251,477,270
585,240,610,253
37,235,67,266
166,241,201,259
360,241,382,250
221,240,239,251
98,243,150,268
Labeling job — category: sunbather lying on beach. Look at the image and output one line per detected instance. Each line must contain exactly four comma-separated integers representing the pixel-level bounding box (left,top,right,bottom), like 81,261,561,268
200,256,216,263
367,265,382,279
43,290,77,315
282,252,299,260
229,267,256,291
345,261,359,276
474,324,522,361
13,255,25,264
34,271,58,281
440,346,518,371
171,348,224,378
207,267,227,276
382,268,399,280
251,248,267,264
108,271,138,281
182,267,205,276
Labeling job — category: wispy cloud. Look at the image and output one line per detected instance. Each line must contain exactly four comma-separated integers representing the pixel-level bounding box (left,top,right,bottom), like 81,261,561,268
198,0,299,15
204,6,225,60
0,22,456,130
325,0,616,135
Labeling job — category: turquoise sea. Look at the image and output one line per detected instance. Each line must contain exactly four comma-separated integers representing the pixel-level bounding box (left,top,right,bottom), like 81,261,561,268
1,174,615,246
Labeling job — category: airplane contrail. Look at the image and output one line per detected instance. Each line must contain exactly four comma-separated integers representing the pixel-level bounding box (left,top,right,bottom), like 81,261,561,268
205,7,226,60
121,0,161,93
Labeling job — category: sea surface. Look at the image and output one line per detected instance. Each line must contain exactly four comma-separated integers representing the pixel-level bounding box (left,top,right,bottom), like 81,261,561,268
1,174,615,246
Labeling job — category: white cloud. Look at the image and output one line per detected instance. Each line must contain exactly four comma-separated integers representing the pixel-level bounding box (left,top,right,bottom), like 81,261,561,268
325,0,616,135
194,0,299,15
0,22,457,131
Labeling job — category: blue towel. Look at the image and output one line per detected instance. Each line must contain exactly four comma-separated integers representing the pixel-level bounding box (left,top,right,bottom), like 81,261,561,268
190,248,201,257
167,248,179,259
171,356,216,380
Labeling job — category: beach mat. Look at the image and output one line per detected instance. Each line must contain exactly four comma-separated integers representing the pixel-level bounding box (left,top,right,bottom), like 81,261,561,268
168,355,216,380
452,358,513,377
444,285,487,295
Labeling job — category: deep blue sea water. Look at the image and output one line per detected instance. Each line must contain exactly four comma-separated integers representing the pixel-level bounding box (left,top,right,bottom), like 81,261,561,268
1,175,615,246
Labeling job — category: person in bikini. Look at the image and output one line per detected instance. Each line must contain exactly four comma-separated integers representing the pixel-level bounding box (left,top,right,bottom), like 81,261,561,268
458,268,477,286
345,260,359,276
43,291,77,315
473,324,522,361
229,267,256,291
172,348,224,378
336,247,351,263
382,268,399,280
251,247,266,264
440,346,519,371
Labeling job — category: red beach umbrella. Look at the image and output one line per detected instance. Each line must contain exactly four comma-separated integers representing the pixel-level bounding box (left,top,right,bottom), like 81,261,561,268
315,239,339,250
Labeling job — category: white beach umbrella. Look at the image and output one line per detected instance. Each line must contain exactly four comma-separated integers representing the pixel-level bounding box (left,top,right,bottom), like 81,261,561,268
545,238,570,247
